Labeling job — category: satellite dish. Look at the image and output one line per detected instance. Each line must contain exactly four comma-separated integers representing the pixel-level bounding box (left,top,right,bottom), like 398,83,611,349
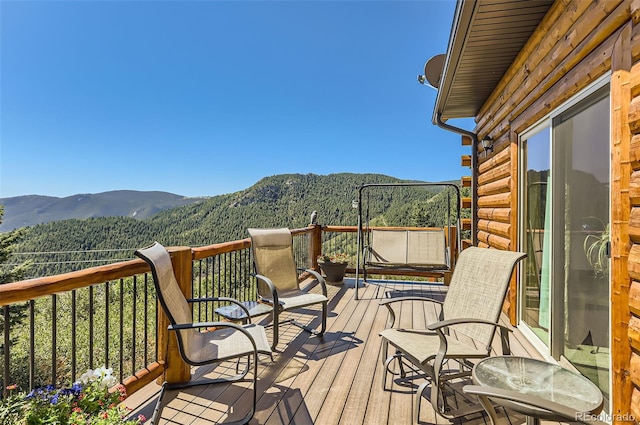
421,54,445,89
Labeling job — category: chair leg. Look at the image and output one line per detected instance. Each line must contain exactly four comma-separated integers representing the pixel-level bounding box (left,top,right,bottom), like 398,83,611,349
382,354,398,390
151,382,168,425
475,393,500,425
153,355,258,425
415,380,430,425
381,351,407,391
290,302,327,337
429,375,455,420
319,301,327,336
272,309,279,350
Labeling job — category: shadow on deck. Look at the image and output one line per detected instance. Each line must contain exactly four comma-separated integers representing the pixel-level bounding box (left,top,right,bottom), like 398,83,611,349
124,279,540,425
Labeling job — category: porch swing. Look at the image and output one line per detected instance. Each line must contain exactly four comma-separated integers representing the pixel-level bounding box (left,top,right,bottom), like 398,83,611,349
355,183,462,298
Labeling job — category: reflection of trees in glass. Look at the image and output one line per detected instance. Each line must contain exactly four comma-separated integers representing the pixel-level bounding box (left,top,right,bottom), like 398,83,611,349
527,170,549,231
525,170,548,283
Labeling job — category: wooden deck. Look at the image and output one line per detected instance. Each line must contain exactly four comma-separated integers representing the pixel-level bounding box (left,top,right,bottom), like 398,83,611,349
124,279,543,425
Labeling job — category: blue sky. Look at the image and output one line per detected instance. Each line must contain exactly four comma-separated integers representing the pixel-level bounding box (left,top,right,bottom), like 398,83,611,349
1,0,470,199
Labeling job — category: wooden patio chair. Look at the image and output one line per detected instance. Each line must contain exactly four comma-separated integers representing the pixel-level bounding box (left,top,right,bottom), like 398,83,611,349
248,227,328,350
135,242,272,425
379,246,526,424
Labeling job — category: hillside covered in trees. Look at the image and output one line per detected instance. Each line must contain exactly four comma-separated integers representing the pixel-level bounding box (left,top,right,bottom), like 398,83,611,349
6,173,469,277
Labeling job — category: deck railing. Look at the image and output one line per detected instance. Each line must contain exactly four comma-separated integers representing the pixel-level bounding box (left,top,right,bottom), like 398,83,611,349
0,224,446,398
0,226,323,396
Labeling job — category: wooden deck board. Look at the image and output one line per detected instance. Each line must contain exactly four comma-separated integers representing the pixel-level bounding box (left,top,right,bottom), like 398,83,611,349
262,281,376,425
124,279,548,425
389,284,419,424
311,283,384,424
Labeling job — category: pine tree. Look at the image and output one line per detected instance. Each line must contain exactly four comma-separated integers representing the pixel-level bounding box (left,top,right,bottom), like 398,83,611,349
0,205,32,333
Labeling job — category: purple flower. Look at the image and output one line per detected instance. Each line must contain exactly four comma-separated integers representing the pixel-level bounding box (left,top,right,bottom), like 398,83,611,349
71,382,83,395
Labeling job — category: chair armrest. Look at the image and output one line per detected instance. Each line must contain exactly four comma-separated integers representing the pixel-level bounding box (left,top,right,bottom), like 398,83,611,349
299,268,327,297
252,273,279,307
427,317,512,332
167,321,265,359
380,297,444,328
462,385,605,424
168,321,244,331
427,318,513,354
380,296,444,307
186,297,253,323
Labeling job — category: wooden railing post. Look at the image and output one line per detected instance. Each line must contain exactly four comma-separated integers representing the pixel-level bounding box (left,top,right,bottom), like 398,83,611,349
311,225,323,271
158,246,192,384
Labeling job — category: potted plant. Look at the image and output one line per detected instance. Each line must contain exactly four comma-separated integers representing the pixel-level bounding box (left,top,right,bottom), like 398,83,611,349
317,252,349,284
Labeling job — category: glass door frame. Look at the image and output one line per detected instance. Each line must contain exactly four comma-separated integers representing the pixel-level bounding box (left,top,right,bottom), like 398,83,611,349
518,119,554,360
517,73,612,364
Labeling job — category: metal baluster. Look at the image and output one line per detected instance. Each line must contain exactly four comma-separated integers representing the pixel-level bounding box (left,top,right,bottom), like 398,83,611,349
71,290,77,382
205,258,210,320
105,281,110,369
233,251,238,301
89,286,94,370
29,300,35,390
3,304,10,394
132,275,137,377
119,278,124,383
229,252,233,299
240,248,246,301
51,295,57,386
144,274,149,367
197,260,202,321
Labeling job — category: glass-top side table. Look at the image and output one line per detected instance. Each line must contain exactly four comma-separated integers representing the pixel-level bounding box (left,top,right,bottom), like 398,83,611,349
472,356,603,425
214,300,273,324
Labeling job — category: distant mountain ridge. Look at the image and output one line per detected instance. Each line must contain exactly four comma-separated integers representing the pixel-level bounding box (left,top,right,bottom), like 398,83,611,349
8,174,469,277
0,190,205,231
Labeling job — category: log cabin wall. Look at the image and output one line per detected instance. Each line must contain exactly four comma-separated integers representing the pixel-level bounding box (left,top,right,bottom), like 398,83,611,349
468,0,640,421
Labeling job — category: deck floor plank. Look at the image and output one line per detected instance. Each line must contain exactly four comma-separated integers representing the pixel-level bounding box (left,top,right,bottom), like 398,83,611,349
336,286,396,425
260,281,377,425
125,279,551,425
272,281,379,424
387,283,418,425
310,282,385,425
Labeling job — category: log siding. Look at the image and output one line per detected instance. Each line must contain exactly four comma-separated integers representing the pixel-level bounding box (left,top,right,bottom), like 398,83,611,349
467,1,640,420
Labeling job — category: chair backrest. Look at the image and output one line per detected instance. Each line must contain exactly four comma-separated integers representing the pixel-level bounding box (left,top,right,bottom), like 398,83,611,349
134,242,195,352
369,230,408,264
407,230,447,266
248,228,301,298
442,247,526,348
369,229,448,267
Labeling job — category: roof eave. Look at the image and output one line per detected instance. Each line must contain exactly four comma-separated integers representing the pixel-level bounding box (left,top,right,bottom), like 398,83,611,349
431,0,478,125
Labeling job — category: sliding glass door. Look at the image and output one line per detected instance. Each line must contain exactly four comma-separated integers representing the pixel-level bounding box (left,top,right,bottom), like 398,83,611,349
519,84,610,407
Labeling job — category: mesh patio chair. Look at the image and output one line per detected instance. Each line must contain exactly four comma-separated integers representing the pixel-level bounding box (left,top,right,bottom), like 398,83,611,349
248,228,328,350
379,246,526,423
135,242,273,425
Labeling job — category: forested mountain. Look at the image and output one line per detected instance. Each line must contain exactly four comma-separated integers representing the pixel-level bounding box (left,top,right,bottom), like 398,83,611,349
7,173,468,277
0,190,204,232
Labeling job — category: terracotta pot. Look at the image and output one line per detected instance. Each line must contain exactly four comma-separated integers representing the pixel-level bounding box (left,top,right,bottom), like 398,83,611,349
318,261,348,284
